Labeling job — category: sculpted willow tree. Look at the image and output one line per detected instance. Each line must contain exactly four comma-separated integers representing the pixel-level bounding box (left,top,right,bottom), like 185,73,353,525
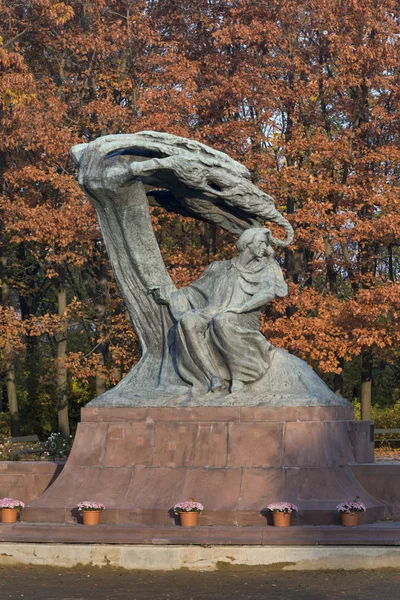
71,130,349,406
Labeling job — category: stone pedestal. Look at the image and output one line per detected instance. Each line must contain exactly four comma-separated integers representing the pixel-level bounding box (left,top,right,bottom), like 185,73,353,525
23,405,383,526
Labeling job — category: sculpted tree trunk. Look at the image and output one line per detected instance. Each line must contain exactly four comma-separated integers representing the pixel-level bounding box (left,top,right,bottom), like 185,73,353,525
71,139,183,400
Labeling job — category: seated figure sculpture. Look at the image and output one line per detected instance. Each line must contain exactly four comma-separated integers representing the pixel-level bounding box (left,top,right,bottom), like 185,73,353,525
152,228,287,394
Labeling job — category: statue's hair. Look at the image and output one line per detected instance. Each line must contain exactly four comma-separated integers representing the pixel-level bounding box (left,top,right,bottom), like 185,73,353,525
237,228,272,252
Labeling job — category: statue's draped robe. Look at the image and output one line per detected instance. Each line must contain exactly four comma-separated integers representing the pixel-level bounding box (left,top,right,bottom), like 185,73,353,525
168,256,288,392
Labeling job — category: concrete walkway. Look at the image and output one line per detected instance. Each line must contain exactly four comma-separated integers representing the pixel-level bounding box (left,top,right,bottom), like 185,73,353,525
0,542,400,571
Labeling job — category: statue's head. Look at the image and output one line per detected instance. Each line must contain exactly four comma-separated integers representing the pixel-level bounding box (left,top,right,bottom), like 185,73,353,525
237,228,273,258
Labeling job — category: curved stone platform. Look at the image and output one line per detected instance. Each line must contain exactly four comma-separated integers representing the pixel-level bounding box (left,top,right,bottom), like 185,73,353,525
23,405,383,526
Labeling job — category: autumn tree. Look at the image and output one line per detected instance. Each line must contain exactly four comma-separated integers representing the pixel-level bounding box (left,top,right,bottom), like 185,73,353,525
0,0,399,436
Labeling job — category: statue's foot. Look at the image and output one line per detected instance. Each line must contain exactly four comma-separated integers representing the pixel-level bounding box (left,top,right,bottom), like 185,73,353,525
210,376,223,393
230,379,245,393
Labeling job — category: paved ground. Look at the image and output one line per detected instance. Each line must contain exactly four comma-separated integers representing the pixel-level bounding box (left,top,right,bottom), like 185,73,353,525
1,566,400,599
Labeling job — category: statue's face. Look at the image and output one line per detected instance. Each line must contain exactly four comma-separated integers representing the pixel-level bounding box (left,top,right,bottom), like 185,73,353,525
248,234,269,259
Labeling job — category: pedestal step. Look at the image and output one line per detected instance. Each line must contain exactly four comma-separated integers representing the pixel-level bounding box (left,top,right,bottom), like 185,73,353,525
2,521,400,546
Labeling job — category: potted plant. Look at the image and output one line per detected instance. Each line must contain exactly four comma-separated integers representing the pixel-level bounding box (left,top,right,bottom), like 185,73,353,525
0,498,25,523
174,499,204,527
266,502,298,527
336,498,366,527
77,501,105,526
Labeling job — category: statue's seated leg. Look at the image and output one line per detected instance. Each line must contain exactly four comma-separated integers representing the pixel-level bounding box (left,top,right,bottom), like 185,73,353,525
210,312,269,390
175,310,223,392
179,310,207,335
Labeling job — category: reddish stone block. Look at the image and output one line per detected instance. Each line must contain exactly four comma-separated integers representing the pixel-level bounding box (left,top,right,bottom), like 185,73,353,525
147,407,240,422
82,407,152,422
296,406,340,421
94,508,118,525
337,406,355,420
240,407,297,422
191,423,228,467
119,508,173,526
152,423,197,467
297,466,371,505
261,526,306,544
152,422,228,468
347,421,374,464
32,473,63,500
207,524,263,543
238,468,298,511
352,464,400,521
199,510,236,526
228,422,283,467
66,466,132,510
67,422,108,466
27,465,87,509
104,422,155,467
96,408,148,422
0,475,31,503
284,422,355,467
80,407,99,422
122,467,186,510
0,462,38,473
182,468,242,510
234,511,267,527
21,506,66,523
108,426,124,440
151,527,210,544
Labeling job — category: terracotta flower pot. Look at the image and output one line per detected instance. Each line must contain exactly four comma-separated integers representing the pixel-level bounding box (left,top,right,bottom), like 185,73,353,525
272,512,291,527
341,512,360,527
1,508,18,524
82,510,101,526
180,512,199,527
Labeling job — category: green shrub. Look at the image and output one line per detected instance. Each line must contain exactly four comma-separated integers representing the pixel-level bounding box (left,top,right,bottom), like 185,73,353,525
353,402,400,428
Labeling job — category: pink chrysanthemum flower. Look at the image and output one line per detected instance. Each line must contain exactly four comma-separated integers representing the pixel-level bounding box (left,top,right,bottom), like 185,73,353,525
77,501,105,512
0,497,25,510
267,502,298,514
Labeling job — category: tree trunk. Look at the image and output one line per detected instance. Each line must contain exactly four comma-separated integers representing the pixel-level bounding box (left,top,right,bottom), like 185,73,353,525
57,266,69,436
5,359,20,436
334,359,344,396
95,355,107,397
0,238,21,436
284,195,298,318
361,349,373,421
